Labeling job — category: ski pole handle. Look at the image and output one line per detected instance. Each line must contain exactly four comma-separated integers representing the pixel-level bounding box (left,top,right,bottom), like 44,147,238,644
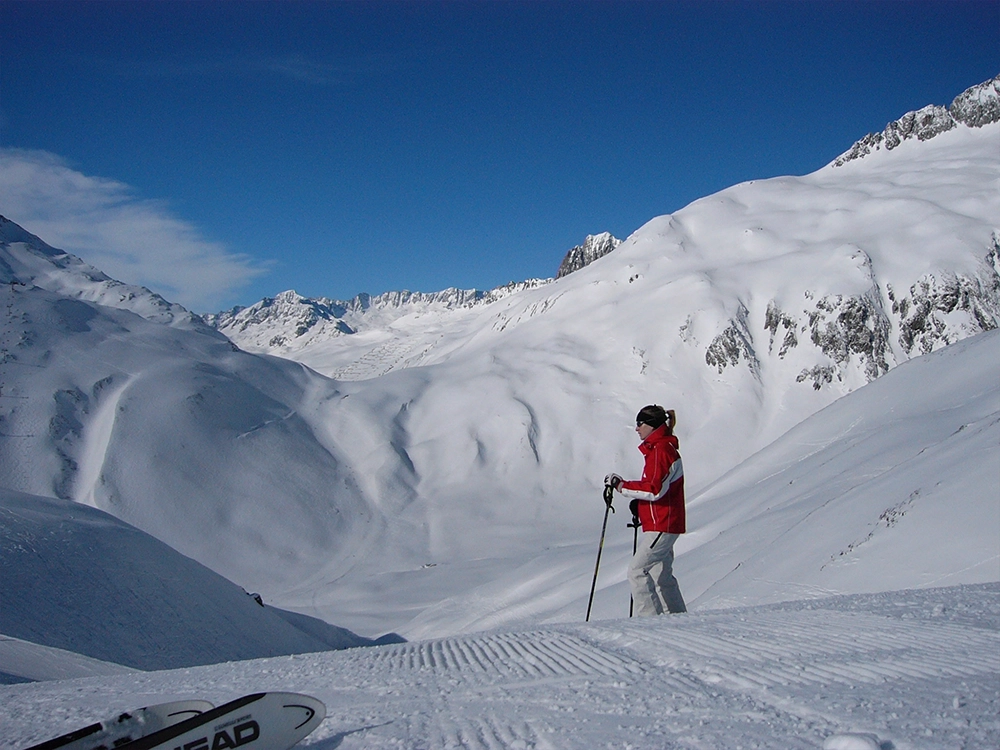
603,483,615,511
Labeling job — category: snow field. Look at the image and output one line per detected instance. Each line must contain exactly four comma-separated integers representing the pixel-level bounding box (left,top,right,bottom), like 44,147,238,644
2,584,997,749
1,118,997,642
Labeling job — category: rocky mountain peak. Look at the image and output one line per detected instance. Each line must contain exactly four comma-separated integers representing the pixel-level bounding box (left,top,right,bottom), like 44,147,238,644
833,74,999,166
556,232,622,278
950,75,1000,127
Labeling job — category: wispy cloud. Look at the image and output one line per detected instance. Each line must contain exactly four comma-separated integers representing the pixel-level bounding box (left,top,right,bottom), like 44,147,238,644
256,55,356,86
102,52,396,88
0,149,268,312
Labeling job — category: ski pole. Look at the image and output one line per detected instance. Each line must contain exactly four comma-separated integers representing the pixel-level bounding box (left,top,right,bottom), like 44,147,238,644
628,514,639,617
585,484,615,622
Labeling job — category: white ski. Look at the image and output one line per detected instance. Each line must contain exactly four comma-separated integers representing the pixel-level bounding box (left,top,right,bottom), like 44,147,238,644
113,692,326,750
25,700,214,750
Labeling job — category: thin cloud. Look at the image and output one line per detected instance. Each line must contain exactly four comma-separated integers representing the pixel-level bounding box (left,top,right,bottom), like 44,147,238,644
256,55,353,86
100,52,397,88
0,149,268,312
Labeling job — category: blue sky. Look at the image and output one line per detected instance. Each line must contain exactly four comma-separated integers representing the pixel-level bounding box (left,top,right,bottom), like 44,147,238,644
0,1,996,312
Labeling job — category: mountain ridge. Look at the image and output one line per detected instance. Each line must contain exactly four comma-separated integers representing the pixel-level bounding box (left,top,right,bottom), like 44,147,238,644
833,74,999,166
202,278,552,353
0,215,217,334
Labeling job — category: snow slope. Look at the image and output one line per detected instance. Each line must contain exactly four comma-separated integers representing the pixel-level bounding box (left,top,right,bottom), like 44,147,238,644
0,277,380,596
0,635,137,685
0,79,997,645
0,489,385,674
2,583,997,749
368,328,1000,640
680,330,1000,612
283,115,999,638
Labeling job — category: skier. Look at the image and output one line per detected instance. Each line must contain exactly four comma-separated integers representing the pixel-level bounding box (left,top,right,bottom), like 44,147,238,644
605,404,687,615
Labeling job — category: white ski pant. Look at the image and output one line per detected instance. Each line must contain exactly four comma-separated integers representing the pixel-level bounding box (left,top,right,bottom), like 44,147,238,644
628,531,686,616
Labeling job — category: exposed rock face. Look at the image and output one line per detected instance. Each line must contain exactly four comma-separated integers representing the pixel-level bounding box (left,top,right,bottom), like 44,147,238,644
833,75,999,166
802,289,893,383
890,238,1000,356
950,76,1000,127
764,301,798,358
705,304,760,377
556,233,622,278
705,240,1000,391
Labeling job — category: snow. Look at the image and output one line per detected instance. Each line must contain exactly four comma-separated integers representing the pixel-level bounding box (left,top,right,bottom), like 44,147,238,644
2,583,998,748
822,734,882,750
0,490,382,674
0,635,138,684
676,329,1000,611
0,87,998,749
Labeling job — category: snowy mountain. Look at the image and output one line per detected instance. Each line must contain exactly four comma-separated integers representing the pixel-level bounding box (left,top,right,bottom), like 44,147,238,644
203,232,624,375
210,79,1000,397
0,76,997,652
555,231,622,277
0,216,211,332
833,74,999,165
205,231,629,359
204,280,550,377
0,270,393,603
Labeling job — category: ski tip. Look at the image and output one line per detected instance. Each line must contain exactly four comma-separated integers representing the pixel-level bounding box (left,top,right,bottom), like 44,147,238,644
276,692,327,732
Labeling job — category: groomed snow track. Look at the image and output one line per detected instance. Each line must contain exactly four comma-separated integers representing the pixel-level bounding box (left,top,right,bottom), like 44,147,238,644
4,584,998,749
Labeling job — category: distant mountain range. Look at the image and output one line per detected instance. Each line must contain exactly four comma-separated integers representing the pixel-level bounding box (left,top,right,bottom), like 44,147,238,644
201,232,626,355
202,278,552,354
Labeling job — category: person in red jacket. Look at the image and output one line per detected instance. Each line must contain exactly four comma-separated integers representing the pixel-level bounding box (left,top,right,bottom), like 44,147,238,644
606,405,687,615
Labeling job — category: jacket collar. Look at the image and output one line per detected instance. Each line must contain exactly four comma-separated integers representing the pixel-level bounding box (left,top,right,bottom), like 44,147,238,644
638,424,677,453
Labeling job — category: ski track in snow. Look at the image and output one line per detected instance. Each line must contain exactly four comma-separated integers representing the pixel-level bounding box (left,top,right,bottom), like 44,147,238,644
330,336,437,381
3,586,998,750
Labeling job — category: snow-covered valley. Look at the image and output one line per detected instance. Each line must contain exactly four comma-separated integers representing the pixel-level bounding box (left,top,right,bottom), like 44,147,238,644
0,76,998,749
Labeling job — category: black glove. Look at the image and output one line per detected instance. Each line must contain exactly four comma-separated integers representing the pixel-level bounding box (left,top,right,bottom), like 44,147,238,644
629,499,639,518
602,483,616,511
604,473,623,491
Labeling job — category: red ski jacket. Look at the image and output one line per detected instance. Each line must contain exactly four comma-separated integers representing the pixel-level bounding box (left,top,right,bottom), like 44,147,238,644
619,425,686,534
